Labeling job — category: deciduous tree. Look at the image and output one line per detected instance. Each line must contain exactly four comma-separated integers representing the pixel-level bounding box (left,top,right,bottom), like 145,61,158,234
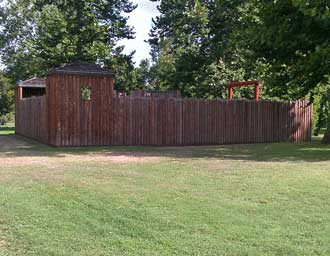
0,72,13,124
148,0,257,98
249,0,330,142
0,0,137,84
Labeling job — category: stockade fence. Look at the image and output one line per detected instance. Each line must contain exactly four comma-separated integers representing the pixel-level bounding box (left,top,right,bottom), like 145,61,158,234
132,90,181,98
111,97,312,146
15,96,48,143
15,95,312,146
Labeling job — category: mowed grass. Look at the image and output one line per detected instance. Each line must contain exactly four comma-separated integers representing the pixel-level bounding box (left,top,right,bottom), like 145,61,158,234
1,126,330,255
0,124,14,136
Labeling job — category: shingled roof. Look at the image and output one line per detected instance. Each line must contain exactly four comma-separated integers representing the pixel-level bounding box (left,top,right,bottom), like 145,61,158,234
18,77,46,88
51,63,115,77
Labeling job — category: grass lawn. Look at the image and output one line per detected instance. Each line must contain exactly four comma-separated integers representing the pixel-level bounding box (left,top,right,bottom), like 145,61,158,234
0,124,14,136
1,126,330,255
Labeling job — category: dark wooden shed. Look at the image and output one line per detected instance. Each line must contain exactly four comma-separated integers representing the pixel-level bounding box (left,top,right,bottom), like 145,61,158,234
16,63,115,146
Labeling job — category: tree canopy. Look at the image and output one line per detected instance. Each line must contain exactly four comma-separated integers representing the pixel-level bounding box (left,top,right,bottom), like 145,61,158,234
0,0,137,88
148,0,250,98
147,0,330,141
0,71,13,124
248,0,330,141
249,0,330,98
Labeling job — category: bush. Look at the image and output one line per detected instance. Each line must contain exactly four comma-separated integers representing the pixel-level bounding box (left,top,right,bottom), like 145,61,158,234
0,112,14,126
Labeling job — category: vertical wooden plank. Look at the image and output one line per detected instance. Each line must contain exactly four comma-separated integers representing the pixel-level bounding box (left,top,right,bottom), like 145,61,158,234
67,75,72,146
297,100,300,141
289,101,294,142
17,79,312,147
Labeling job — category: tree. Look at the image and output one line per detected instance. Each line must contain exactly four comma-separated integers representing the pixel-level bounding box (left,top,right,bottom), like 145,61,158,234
0,0,137,83
322,83,330,143
0,72,13,124
148,0,257,98
132,59,152,90
248,0,330,142
105,47,136,93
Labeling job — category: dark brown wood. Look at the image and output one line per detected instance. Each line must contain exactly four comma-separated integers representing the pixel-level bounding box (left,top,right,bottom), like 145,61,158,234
16,71,313,147
132,90,181,98
15,96,48,143
104,97,312,146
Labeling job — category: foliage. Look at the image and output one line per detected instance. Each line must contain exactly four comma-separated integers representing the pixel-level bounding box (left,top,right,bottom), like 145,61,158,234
105,47,136,92
108,57,153,93
0,0,137,83
312,91,324,136
249,0,330,99
148,0,330,102
247,0,330,140
148,0,257,98
0,72,13,124
81,85,91,101
318,79,330,143
311,80,330,136
132,59,153,90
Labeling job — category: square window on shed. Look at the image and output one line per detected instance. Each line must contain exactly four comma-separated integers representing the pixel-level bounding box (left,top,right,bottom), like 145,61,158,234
81,86,91,101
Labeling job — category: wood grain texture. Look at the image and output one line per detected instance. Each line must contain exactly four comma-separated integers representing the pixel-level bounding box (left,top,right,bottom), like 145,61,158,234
16,73,313,147
109,97,312,146
15,96,48,143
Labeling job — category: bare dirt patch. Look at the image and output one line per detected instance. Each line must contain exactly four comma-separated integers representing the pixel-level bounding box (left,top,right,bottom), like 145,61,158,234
0,135,163,169
0,135,164,186
87,152,162,164
0,153,162,169
0,239,8,248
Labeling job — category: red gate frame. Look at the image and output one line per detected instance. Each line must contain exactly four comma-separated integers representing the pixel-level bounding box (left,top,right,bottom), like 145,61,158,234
228,80,260,101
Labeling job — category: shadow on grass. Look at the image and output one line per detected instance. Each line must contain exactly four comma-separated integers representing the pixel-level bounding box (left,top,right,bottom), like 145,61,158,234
0,131,329,162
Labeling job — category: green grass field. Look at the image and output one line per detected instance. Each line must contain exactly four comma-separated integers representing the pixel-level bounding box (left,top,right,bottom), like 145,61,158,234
0,124,14,136
1,126,330,255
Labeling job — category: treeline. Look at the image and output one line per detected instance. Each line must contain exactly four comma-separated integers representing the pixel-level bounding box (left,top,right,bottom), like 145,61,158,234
0,0,329,142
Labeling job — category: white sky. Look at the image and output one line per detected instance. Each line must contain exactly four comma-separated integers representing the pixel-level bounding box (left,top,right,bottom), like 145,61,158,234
120,0,159,65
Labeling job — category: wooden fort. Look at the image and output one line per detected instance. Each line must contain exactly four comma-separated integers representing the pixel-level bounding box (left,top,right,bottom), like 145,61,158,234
16,63,313,147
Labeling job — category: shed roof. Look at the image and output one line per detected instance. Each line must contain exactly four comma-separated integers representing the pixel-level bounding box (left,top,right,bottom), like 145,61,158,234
50,63,115,77
18,77,46,88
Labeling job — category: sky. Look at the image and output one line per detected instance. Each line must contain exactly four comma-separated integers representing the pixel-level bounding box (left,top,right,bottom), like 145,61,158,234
120,0,160,66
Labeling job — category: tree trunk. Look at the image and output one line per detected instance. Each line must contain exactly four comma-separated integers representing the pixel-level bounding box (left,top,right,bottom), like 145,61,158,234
322,128,330,144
